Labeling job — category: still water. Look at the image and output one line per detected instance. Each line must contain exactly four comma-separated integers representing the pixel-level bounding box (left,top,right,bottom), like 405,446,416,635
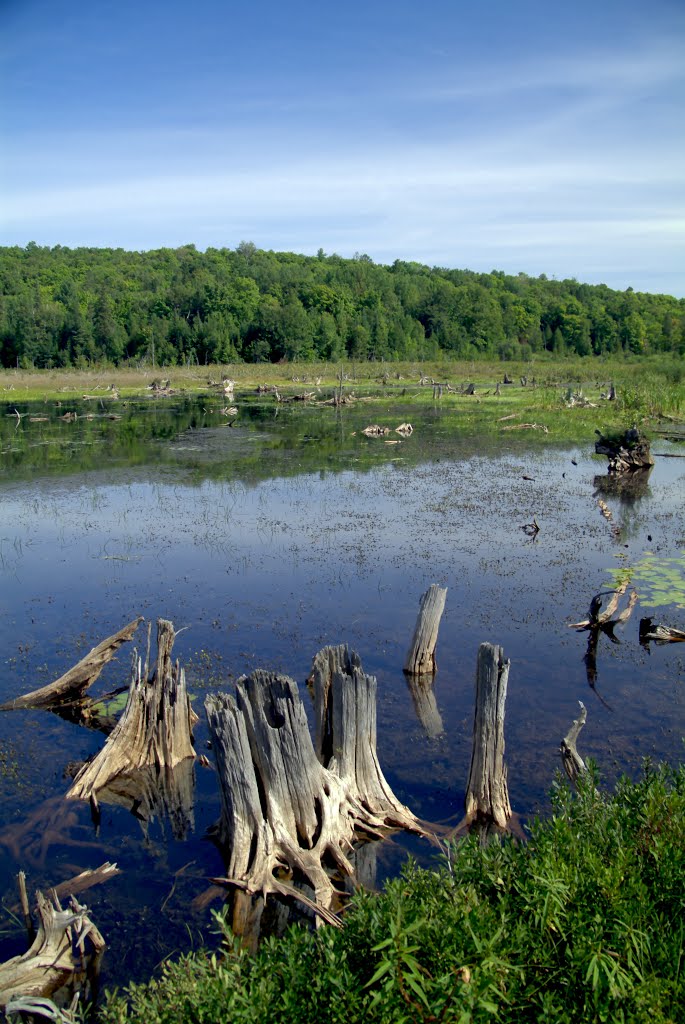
0,395,684,988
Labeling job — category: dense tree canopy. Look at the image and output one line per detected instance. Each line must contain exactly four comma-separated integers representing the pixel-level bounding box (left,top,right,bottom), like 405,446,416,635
0,242,683,368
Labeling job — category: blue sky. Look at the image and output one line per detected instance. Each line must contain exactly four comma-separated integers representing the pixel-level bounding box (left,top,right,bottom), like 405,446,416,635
1,0,683,295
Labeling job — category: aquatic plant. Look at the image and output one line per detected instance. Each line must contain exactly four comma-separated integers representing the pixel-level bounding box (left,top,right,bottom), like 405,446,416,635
609,550,685,610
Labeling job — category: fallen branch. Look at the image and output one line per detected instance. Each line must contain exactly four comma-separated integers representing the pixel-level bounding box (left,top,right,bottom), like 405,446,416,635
501,422,549,433
568,581,637,631
0,618,143,712
639,617,685,644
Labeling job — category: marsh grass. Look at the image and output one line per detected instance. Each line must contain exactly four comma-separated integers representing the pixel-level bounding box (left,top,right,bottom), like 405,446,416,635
96,762,685,1024
1,356,683,421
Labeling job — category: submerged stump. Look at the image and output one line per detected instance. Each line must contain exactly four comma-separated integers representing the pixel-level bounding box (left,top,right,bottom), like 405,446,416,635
207,645,434,923
403,584,448,676
67,619,197,807
0,892,104,1007
595,428,654,473
464,643,512,829
560,701,589,785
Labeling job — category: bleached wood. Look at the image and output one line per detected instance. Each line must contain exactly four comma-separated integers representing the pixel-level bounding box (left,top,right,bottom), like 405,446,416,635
67,619,196,803
207,646,433,922
560,701,588,785
639,618,685,644
403,584,448,676
464,643,512,828
0,892,104,1006
0,617,143,712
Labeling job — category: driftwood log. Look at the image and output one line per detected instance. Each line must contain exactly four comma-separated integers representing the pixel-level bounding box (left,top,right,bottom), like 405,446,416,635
403,584,448,676
0,892,104,1007
560,701,588,785
639,617,685,645
595,427,654,473
67,620,197,808
206,646,434,924
463,643,512,829
0,617,142,712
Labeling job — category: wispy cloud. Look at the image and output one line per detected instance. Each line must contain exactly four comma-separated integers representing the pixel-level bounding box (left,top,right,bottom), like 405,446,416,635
1,7,683,293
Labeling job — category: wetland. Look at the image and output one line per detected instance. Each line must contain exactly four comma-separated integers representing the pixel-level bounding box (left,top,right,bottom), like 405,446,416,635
1,372,684,995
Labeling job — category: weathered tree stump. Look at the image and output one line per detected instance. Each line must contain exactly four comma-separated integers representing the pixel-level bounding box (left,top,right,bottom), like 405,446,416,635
403,584,448,676
560,701,588,785
207,646,433,923
0,617,142,712
464,643,512,829
0,892,104,1007
67,620,197,806
595,427,654,473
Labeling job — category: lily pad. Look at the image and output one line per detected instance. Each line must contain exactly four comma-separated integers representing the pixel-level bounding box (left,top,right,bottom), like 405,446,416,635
607,550,685,610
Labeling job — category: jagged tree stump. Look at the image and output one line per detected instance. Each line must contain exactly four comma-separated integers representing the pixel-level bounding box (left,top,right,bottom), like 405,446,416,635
560,702,589,785
0,892,104,1006
206,646,433,922
67,619,197,808
595,427,654,473
464,643,512,829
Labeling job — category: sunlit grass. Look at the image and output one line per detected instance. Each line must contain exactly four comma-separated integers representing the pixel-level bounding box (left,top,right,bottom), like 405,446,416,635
1,358,683,438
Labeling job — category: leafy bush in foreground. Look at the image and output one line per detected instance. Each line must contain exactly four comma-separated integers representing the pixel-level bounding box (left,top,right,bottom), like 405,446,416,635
98,762,685,1024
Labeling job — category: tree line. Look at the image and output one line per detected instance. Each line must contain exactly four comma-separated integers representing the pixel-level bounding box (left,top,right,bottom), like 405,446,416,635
1,241,683,368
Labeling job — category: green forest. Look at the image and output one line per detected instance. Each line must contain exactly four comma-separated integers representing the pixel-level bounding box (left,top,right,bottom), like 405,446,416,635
1,241,683,369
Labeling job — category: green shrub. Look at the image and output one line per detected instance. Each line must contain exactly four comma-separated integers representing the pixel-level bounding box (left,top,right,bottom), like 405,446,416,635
97,762,685,1024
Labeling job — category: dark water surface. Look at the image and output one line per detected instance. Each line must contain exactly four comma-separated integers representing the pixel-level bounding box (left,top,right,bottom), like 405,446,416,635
1,394,684,988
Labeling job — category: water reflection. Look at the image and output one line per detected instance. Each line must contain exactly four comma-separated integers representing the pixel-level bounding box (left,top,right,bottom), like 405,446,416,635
1,397,684,990
593,466,653,503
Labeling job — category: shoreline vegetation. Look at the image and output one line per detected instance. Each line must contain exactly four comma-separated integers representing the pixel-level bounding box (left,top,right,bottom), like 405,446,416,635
1,357,683,443
97,763,685,1023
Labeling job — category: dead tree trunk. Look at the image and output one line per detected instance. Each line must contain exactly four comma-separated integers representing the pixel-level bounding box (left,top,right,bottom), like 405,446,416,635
403,584,448,676
560,701,588,785
464,643,512,828
67,620,196,806
0,892,104,1006
207,647,434,923
0,617,142,712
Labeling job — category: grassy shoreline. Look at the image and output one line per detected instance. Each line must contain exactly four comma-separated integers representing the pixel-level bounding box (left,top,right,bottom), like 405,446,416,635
1,358,683,446
95,763,685,1024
